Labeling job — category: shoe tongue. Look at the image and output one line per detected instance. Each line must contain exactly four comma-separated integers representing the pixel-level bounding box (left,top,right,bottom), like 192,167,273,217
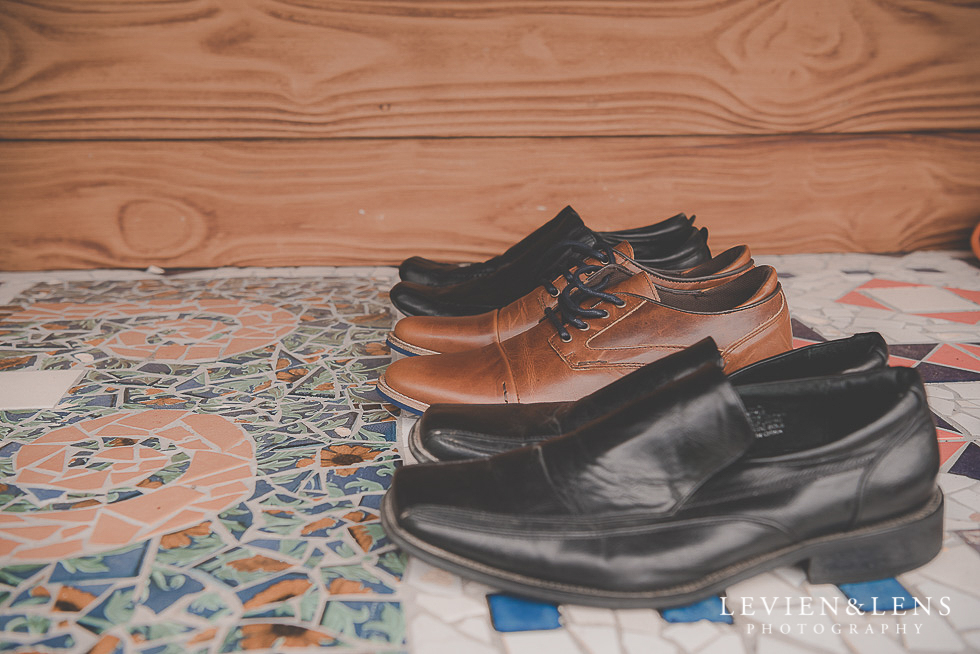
611,240,634,260
579,240,633,269
542,364,755,514
553,205,586,232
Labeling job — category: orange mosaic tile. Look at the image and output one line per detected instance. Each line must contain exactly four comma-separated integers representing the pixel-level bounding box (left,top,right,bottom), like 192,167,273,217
90,512,143,546
116,411,185,431
151,509,212,536
95,423,149,438
182,413,252,450
179,451,245,484
26,425,87,445
17,443,65,467
16,539,86,561
110,485,206,523
41,508,100,524
185,465,253,489
36,450,67,473
62,525,87,538
2,523,62,541
13,469,58,485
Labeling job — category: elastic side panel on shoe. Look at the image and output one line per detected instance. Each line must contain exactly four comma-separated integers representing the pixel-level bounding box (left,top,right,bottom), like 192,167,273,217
600,212,691,240
729,333,888,386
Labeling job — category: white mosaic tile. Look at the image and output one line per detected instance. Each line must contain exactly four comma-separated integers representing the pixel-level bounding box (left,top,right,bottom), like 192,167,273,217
562,604,618,626
841,629,907,654
3,250,978,654
900,611,966,651
700,631,747,654
614,608,665,634
0,369,83,409
621,630,679,654
661,621,725,651
501,629,582,654
565,624,623,654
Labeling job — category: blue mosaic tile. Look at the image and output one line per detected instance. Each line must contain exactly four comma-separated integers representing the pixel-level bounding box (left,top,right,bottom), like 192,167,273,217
144,569,206,614
838,578,917,613
486,594,562,632
50,543,149,582
0,274,405,653
660,595,734,624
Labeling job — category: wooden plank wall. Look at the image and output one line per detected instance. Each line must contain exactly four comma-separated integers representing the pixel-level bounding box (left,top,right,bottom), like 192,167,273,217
1,1,979,269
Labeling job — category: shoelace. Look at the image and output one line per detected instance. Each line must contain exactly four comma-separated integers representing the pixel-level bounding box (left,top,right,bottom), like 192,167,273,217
540,240,617,296
542,243,626,342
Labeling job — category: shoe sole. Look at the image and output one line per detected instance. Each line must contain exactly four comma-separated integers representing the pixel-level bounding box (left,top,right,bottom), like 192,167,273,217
386,333,440,357
377,374,429,416
406,421,439,463
381,489,944,609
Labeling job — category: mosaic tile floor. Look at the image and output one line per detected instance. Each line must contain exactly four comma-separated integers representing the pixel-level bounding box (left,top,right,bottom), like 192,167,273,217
0,252,978,654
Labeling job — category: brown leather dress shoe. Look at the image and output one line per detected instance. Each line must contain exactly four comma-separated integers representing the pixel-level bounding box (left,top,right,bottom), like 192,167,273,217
387,242,755,356
378,265,792,414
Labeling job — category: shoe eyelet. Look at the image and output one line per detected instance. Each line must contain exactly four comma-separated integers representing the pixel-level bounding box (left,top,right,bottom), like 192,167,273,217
613,298,627,308
576,322,590,331
560,333,573,342
597,309,609,319
599,255,610,264
548,288,560,297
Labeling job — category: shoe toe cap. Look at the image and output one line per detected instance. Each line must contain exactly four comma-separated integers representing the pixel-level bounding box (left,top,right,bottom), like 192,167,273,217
389,282,440,317
399,256,457,285
392,313,497,355
382,348,510,408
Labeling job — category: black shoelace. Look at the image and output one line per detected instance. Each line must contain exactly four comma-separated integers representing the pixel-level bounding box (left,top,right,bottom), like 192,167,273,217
541,242,626,342
540,240,617,297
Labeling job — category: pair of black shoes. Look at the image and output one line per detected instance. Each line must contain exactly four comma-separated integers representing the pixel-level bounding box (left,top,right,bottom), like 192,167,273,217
392,206,710,316
380,334,944,607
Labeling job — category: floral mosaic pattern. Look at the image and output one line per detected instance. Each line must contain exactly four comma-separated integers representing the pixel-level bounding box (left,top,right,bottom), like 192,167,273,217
1,252,978,654
2,410,255,561
8,299,299,363
0,272,406,653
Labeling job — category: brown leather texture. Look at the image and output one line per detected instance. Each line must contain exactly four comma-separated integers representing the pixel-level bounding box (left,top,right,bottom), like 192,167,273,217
380,264,792,410
390,243,754,356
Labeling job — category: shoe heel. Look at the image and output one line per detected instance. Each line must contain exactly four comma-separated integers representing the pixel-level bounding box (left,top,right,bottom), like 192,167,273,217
805,490,944,585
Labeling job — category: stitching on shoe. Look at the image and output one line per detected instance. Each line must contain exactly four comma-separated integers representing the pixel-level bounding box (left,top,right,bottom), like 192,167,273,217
377,375,429,412
583,295,645,351
721,293,787,360
495,338,519,403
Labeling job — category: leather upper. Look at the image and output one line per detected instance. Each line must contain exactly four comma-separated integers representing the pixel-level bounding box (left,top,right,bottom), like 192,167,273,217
414,333,889,461
398,206,594,287
390,207,712,317
392,242,755,355
398,209,698,287
381,265,793,409
386,365,939,593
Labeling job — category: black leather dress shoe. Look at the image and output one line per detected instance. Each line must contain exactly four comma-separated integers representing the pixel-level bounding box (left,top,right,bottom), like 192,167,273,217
399,209,699,287
390,207,711,317
382,363,942,608
409,333,889,462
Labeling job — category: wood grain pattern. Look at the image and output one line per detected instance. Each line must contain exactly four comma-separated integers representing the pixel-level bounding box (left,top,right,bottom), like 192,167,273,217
1,134,977,270
1,1,979,139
